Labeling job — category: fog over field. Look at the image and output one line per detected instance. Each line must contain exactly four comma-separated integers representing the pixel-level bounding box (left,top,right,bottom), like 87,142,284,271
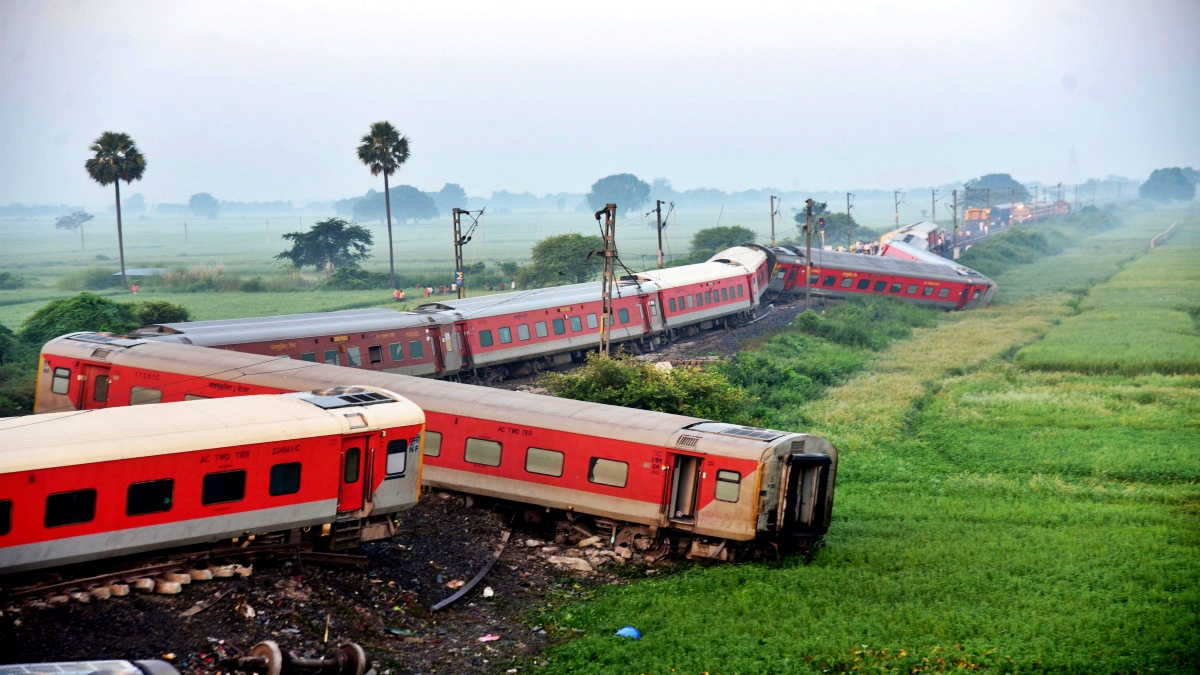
2,0,1198,210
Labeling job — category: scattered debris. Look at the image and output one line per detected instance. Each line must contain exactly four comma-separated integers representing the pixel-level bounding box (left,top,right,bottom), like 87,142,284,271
482,586,495,598
478,634,501,643
548,556,594,573
615,626,642,640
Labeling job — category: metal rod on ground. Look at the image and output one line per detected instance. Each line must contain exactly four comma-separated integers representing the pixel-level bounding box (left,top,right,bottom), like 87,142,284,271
805,198,813,311
596,203,617,356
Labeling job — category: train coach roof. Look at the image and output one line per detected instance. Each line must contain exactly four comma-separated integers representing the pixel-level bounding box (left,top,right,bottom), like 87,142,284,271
132,308,429,345
0,390,423,473
775,246,990,282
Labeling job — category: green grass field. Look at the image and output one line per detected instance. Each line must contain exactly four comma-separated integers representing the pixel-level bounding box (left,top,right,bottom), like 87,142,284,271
531,207,1200,674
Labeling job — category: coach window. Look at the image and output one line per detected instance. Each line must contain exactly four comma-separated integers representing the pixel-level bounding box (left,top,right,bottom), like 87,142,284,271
368,345,384,365
649,300,658,316
127,479,174,515
517,324,531,341
822,275,837,287
323,350,340,365
570,316,583,332
553,318,566,335
465,438,502,467
588,458,628,488
423,430,444,457
840,278,854,288
526,447,564,477
409,340,425,359
721,288,729,301
346,347,363,367
686,295,694,309
889,282,903,293
0,500,10,536
695,293,703,306
668,298,676,313
873,281,887,292
705,291,712,304
45,489,97,527
498,326,513,344
51,367,71,395
388,343,404,361
184,394,210,401
202,470,246,505
93,375,110,402
714,470,741,502
479,330,494,347
922,286,935,297
536,321,549,338
809,274,819,286
972,290,981,301
938,288,951,298
857,279,871,290
386,439,409,476
301,352,317,362
906,284,918,295
270,463,302,496
586,313,599,329
737,286,744,298
618,308,630,323
342,448,361,483
130,386,162,406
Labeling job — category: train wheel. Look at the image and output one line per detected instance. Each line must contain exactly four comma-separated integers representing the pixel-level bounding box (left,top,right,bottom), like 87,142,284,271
249,641,284,675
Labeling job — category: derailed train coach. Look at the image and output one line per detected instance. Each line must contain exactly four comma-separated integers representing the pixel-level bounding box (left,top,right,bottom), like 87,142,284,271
34,333,837,561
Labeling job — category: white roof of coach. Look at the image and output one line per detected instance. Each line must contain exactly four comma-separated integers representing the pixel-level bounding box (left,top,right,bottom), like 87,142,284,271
133,308,432,346
0,388,423,473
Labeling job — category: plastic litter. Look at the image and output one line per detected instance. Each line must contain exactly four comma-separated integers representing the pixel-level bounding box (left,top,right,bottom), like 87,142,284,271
482,586,495,598
478,634,501,642
615,626,641,639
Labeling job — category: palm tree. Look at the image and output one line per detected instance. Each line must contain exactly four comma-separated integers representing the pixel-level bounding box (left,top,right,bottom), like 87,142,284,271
85,132,146,287
356,122,410,290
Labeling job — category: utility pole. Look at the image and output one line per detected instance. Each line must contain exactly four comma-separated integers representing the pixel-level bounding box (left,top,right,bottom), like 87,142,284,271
931,189,937,226
769,195,780,247
951,189,958,250
846,192,854,248
595,203,617,356
655,200,666,268
894,190,905,228
804,199,814,311
452,207,485,299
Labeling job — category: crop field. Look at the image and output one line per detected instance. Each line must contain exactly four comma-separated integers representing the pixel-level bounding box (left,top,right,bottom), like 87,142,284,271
534,208,1200,674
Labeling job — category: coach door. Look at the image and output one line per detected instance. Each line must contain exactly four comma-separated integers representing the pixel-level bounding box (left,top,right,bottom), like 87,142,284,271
664,453,702,528
79,364,111,410
338,436,370,512
454,320,472,370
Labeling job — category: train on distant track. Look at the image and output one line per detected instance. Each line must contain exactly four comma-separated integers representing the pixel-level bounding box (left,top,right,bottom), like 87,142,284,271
33,333,839,561
1,388,424,575
127,245,993,385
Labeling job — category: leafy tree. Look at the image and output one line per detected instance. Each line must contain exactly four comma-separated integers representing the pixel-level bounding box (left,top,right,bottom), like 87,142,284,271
126,300,192,326
0,272,23,290
275,217,373,277
498,261,520,278
1139,168,1196,202
586,173,651,215
963,173,1031,206
690,226,757,257
431,183,468,214
55,210,95,251
357,121,411,290
85,131,146,287
515,233,603,288
319,266,391,291
555,197,566,212
18,293,139,345
353,185,437,224
332,195,361,217
124,193,147,216
188,193,220,218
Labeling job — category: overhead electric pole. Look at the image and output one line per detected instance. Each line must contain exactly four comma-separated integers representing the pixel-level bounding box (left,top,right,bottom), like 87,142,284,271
894,190,905,228
596,203,617,356
846,192,854,248
951,189,959,250
931,189,937,226
804,198,814,311
452,207,485,299
769,195,780,246
655,200,665,268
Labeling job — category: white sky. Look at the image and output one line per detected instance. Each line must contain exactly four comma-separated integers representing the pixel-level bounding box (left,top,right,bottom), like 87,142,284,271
2,0,1198,207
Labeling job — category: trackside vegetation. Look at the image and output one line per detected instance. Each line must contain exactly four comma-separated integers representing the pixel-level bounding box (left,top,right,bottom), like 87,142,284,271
531,207,1199,674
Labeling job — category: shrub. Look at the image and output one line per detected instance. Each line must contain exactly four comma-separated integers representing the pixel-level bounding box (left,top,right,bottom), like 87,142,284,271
56,268,124,291
793,296,939,350
0,272,24,290
320,267,391,291
124,300,192,326
19,292,138,345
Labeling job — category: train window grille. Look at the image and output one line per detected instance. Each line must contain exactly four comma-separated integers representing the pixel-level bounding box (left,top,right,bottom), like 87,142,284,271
126,479,174,515
270,463,302,496
840,277,854,288
90,348,113,361
676,435,700,448
93,375,110,402
423,431,442,457
202,470,246,505
586,313,599,329
536,321,549,338
386,439,409,476
714,470,741,503
0,499,11,536
721,288,729,301
822,276,837,287
499,326,513,344
873,280,887,291
705,291,712,304
408,340,424,359
301,352,317,362
856,279,871,290
346,347,363,367
938,288,951,298
368,345,384,364
618,308,630,323
695,293,703,307
668,298,677,313
553,318,566,335
889,282,903,293
588,458,628,488
465,438,502,467
517,324,531,341
906,284,918,295
570,316,583,332
323,350,340,365
479,330,494,347
922,286,935,297
130,386,162,406
184,394,210,401
45,489,97,528
51,367,71,395
526,447,565,477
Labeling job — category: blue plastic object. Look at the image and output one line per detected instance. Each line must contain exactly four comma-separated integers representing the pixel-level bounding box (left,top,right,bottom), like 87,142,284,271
615,626,641,639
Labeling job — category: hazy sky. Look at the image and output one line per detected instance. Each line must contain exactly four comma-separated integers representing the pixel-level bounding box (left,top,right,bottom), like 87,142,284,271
2,0,1198,208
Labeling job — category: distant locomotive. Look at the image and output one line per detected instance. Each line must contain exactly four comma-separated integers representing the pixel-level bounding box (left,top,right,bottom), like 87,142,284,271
1,388,424,575
35,334,839,561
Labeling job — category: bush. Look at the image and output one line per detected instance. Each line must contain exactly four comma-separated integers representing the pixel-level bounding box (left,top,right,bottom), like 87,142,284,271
56,268,124,291
958,227,1051,277
320,267,391,291
793,297,939,350
125,299,192,326
19,292,138,345
0,272,24,290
